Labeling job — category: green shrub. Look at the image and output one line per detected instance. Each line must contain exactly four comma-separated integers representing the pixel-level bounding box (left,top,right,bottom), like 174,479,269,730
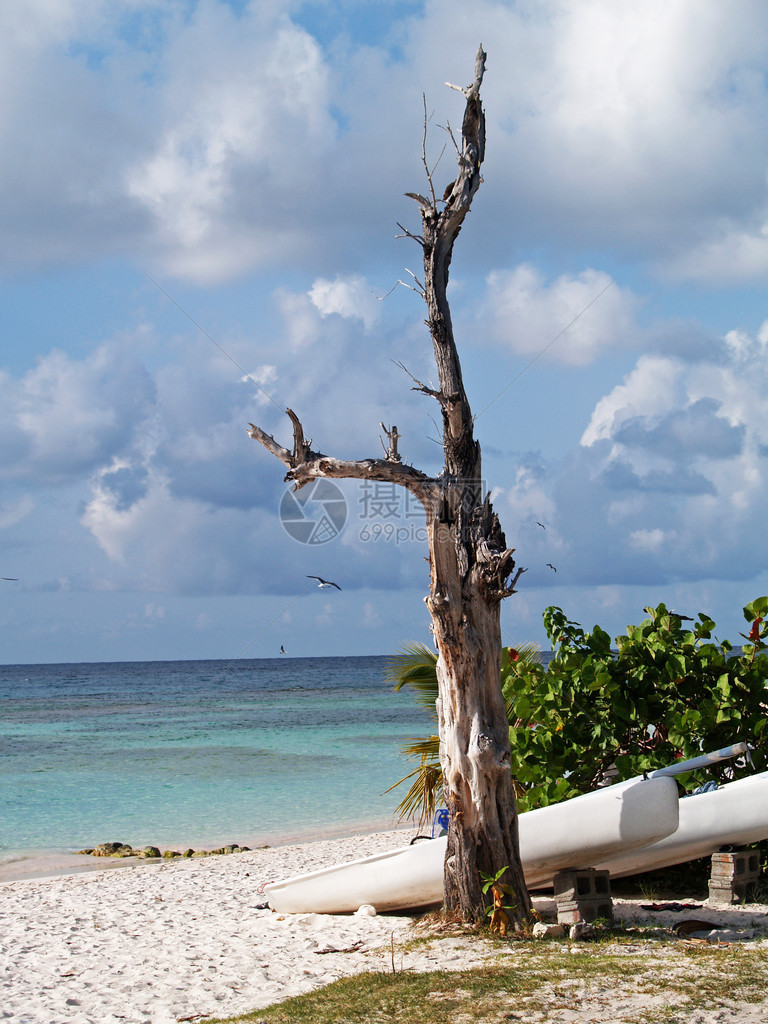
392,599,768,818
505,598,768,810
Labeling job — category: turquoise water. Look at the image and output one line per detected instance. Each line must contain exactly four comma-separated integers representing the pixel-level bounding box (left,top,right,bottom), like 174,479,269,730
0,656,430,869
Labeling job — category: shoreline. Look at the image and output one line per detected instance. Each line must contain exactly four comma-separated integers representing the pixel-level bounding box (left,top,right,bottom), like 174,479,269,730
0,816,419,884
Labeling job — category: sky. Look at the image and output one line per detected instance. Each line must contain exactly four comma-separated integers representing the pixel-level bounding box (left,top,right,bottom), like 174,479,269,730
2,0,768,664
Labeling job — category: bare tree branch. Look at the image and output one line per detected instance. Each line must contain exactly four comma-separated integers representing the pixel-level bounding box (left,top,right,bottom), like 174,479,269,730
395,221,425,246
393,360,443,403
248,414,436,507
444,119,461,159
287,408,311,464
421,94,438,208
404,193,433,211
394,277,424,298
403,267,425,295
411,47,487,481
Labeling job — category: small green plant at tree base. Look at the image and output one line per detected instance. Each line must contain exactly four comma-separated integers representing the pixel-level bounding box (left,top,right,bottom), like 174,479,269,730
391,599,768,817
479,866,519,936
480,866,518,910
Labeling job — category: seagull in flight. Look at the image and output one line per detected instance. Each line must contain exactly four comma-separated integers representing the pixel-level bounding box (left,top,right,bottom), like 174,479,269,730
280,645,287,654
1,577,18,581
307,575,342,591
546,563,557,572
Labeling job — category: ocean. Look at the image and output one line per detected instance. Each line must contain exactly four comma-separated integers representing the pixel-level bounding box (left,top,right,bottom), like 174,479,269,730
0,655,432,880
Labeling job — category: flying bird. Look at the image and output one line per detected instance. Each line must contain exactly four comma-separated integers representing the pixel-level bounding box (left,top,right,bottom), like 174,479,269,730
1,577,18,581
307,576,342,591
546,564,557,572
280,645,287,654
536,522,546,530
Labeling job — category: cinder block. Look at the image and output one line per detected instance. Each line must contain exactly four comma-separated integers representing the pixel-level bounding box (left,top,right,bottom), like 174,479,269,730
707,849,761,904
707,883,741,905
710,850,760,882
553,868,612,902
553,868,613,925
555,900,614,925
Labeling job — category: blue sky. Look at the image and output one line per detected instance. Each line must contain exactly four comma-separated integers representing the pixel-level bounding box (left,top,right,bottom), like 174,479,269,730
2,0,768,664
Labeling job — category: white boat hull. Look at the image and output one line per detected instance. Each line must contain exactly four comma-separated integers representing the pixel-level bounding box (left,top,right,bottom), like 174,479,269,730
266,775,679,914
595,770,768,879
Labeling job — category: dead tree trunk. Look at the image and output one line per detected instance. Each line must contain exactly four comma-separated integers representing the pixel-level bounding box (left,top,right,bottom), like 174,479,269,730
248,47,531,926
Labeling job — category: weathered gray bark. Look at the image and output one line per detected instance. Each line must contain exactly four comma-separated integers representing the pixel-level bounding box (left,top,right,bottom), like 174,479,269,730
248,47,531,925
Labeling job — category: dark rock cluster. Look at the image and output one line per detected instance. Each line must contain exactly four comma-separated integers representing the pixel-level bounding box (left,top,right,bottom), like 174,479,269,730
76,841,251,859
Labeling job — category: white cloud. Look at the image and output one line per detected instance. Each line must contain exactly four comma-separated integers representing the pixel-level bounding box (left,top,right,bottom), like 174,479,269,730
521,320,768,586
581,356,685,446
82,463,161,565
493,458,556,538
476,0,768,258
309,275,380,330
629,528,669,554
241,364,277,387
38,277,431,597
480,265,639,366
1,0,107,49
80,463,290,592
2,0,768,284
664,217,768,283
125,5,338,282
0,1,342,281
257,279,438,470
0,344,156,481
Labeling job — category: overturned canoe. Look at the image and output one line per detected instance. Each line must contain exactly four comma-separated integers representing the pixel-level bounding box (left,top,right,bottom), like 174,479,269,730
266,775,679,914
595,769,768,879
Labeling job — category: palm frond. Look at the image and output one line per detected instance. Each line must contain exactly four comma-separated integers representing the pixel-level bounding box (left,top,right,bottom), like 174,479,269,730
400,735,440,758
385,755,443,825
387,641,438,680
387,643,439,716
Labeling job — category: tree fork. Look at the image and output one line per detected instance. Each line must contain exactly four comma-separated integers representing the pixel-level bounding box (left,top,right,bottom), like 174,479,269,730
248,46,531,926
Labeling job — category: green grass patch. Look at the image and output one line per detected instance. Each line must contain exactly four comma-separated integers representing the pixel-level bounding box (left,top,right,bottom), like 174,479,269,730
202,941,768,1024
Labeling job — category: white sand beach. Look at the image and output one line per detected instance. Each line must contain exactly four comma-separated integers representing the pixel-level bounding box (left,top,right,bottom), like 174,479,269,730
2,828,768,1024
0,829,420,1024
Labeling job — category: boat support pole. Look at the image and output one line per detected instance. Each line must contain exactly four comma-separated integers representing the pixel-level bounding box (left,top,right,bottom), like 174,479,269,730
645,742,750,779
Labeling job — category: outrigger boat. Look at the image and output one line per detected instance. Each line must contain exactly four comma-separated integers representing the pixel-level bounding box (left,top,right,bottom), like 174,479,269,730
266,743,768,914
595,746,768,879
266,774,679,914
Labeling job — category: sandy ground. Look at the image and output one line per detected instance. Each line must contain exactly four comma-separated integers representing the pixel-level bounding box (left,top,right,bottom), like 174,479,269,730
2,829,768,1024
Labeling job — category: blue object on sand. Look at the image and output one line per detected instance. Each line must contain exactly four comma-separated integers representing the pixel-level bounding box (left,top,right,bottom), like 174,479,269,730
432,808,449,837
